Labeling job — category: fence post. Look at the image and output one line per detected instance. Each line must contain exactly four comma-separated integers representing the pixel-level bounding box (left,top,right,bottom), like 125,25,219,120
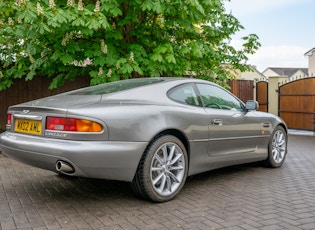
267,76,287,116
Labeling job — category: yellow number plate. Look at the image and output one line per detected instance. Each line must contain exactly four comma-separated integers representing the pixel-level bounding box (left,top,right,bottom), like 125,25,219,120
15,119,42,135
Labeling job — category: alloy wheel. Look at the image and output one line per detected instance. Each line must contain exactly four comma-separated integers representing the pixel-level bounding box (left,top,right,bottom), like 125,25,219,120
150,142,185,197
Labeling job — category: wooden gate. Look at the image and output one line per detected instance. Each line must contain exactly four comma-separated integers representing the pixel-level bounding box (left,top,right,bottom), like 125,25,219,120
228,80,254,103
279,77,315,131
256,81,268,112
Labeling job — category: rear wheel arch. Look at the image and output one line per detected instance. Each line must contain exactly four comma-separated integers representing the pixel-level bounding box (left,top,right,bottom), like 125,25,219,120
142,129,190,173
149,129,190,162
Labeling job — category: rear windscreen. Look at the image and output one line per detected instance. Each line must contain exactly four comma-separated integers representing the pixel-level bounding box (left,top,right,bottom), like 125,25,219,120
70,78,163,95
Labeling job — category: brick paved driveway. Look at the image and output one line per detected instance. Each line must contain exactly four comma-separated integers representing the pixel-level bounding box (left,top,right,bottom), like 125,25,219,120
0,134,314,230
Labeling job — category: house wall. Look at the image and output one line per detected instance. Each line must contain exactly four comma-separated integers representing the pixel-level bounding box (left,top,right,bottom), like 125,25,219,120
290,70,308,79
241,71,266,81
308,50,315,76
262,69,278,77
231,70,241,79
230,67,266,81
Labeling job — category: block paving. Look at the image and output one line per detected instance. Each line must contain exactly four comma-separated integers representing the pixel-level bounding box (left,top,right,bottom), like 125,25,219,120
0,134,315,229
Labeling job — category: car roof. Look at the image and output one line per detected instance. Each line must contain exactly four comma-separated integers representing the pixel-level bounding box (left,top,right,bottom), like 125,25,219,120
69,77,214,96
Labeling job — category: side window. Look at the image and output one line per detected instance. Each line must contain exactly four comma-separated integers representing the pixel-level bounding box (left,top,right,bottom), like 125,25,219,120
196,84,243,111
168,84,200,106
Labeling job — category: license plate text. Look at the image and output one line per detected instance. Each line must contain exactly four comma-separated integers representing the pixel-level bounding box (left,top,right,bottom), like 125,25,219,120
15,119,42,135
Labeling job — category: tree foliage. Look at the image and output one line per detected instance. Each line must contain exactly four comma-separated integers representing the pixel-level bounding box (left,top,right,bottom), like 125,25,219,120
0,0,260,90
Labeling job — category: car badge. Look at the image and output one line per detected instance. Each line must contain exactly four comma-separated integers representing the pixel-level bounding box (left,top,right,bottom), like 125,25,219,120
23,110,30,114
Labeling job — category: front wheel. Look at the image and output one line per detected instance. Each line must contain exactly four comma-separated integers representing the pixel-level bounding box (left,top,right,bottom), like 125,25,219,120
132,135,188,202
265,126,288,168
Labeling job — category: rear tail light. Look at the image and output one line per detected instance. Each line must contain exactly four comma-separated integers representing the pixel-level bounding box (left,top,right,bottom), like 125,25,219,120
7,114,12,126
46,117,103,132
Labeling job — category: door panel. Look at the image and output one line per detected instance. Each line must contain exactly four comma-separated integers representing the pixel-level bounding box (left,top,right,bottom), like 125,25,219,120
196,83,262,157
206,108,262,156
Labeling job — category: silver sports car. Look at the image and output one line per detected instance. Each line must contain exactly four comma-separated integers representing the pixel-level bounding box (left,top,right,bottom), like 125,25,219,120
0,77,288,202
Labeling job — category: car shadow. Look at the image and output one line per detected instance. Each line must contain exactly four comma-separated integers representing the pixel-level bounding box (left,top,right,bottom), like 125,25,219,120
22,161,264,205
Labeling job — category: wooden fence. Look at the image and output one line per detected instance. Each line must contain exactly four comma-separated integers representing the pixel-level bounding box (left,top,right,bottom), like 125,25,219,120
228,79,254,103
0,76,90,130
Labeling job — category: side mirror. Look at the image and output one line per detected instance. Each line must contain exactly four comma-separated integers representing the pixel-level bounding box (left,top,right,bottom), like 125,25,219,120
245,100,259,111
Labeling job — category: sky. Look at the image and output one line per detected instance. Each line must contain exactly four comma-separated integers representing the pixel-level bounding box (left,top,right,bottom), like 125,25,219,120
225,0,315,72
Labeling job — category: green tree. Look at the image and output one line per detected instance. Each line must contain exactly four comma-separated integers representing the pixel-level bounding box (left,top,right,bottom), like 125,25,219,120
0,0,260,90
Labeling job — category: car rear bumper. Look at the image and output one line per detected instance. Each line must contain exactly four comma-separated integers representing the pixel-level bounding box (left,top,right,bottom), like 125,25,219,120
0,132,148,182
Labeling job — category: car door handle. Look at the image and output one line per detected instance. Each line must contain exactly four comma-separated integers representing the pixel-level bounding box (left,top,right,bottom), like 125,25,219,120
211,119,223,126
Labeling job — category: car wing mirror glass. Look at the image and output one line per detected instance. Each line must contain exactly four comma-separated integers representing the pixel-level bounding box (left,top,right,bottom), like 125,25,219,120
245,100,259,111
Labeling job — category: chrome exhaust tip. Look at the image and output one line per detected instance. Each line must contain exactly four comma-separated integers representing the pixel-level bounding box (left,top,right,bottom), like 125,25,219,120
56,160,75,174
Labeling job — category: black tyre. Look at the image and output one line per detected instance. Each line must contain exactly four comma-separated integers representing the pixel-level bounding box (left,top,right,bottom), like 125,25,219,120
132,135,188,202
265,126,288,168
